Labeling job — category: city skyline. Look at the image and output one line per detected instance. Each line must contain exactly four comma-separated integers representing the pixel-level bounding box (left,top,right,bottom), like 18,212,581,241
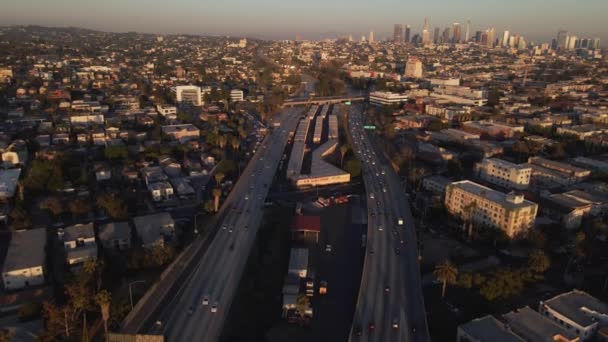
1,0,607,42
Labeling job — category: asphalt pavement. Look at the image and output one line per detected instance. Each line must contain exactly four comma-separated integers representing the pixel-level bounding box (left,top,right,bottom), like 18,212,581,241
144,107,303,341
347,104,430,342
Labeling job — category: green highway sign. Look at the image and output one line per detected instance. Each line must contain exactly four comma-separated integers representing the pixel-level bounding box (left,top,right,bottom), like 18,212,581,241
363,125,376,130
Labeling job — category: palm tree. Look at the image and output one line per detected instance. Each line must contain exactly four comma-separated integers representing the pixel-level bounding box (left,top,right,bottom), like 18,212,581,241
95,290,111,342
217,135,227,149
340,145,349,168
528,250,550,274
230,135,241,152
434,259,458,298
212,188,222,212
214,172,225,186
462,202,477,239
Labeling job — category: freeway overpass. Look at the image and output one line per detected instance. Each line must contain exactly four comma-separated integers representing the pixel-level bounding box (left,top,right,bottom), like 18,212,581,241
283,95,366,107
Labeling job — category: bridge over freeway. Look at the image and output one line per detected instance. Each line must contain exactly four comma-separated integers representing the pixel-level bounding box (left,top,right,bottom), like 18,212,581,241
283,95,366,107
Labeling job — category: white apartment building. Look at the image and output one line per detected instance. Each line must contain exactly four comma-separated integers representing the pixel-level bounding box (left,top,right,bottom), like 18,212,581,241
432,85,488,106
156,105,177,119
172,85,202,106
405,56,423,78
230,89,244,102
477,158,532,190
539,290,608,341
445,180,538,238
2,229,46,290
369,91,408,106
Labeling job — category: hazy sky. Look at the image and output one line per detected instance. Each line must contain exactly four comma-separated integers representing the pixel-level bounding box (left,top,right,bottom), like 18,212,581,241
1,0,607,42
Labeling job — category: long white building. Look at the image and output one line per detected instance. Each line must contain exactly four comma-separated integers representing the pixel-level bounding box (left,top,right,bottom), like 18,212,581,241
369,91,408,106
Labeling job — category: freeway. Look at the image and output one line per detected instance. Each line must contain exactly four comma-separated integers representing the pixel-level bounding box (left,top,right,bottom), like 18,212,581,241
145,107,302,341
347,104,430,342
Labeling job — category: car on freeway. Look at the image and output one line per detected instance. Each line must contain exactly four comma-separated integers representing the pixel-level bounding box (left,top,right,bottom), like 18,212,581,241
368,323,375,332
188,306,194,315
378,225,383,231
369,193,374,199
325,244,332,252
244,194,249,200
211,302,218,313
395,248,400,255
385,286,390,293
392,319,399,329
354,325,363,336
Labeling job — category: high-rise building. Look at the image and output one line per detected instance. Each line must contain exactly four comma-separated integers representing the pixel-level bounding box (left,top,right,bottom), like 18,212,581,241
421,17,431,45
404,25,411,43
502,30,510,47
557,30,569,50
590,38,601,49
465,19,471,42
433,27,440,44
369,31,374,44
405,56,423,78
475,31,482,43
452,23,462,43
486,28,495,48
393,24,404,43
566,35,577,50
518,36,527,50
442,28,452,44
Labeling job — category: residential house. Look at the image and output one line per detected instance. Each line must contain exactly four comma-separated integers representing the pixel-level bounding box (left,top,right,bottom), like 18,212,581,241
98,222,131,251
2,229,46,290
61,223,98,266
132,213,175,249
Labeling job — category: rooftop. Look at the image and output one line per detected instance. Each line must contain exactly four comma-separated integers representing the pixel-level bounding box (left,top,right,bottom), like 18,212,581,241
63,222,95,241
503,306,578,342
458,315,525,342
98,222,131,242
291,215,321,232
2,229,46,272
449,180,536,210
543,289,608,328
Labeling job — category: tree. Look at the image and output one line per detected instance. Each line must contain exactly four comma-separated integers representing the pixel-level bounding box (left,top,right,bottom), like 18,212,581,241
434,259,458,298
528,250,550,274
295,294,310,318
95,290,111,341
229,135,241,152
344,158,361,177
214,172,225,186
457,273,473,289
96,193,128,220
104,145,128,160
462,202,478,238
9,204,31,230
40,196,64,217
203,200,215,213
69,198,91,218
340,145,349,168
217,134,228,149
213,188,222,212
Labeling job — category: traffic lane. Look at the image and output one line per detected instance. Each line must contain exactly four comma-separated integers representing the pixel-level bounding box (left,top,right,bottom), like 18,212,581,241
310,203,364,342
148,108,301,337
164,118,296,339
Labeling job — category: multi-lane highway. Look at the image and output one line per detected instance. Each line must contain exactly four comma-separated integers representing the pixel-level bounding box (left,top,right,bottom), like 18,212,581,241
347,104,430,342
145,107,302,341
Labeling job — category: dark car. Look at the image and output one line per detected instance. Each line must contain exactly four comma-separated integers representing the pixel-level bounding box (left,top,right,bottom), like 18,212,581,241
368,323,375,332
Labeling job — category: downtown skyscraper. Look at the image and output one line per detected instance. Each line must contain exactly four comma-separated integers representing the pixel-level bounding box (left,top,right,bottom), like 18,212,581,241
465,19,471,42
404,25,411,43
393,24,404,43
452,23,462,43
422,17,431,45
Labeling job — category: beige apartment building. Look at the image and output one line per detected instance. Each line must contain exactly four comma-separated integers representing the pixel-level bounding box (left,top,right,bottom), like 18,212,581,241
445,180,538,238
477,158,532,190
